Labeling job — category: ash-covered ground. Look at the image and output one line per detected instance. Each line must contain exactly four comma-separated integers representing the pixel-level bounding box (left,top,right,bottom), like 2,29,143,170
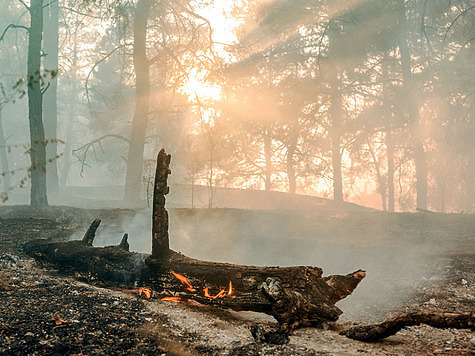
0,206,474,355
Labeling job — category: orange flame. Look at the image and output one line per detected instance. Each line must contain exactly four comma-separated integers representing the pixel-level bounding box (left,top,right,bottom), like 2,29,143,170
161,296,182,303
204,287,226,299
138,287,152,299
228,281,233,295
171,271,196,292
121,288,152,299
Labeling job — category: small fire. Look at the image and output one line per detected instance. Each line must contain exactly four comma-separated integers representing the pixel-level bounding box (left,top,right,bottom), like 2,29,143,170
138,287,152,299
161,296,182,303
204,287,226,299
168,271,235,302
171,271,196,292
121,287,152,299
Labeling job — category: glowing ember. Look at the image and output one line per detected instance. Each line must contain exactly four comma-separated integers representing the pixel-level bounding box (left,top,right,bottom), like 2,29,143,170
161,296,182,303
171,271,196,292
169,271,235,302
121,288,152,299
204,287,226,299
138,287,152,299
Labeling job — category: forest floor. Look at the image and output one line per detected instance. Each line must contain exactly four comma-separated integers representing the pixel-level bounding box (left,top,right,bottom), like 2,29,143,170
0,206,474,355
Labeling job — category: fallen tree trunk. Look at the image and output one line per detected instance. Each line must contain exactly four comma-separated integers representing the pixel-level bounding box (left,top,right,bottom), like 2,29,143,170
24,148,366,330
340,311,474,341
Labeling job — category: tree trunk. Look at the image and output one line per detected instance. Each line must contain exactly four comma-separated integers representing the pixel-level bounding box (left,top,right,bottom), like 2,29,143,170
382,56,395,212
60,27,79,187
286,141,296,194
0,109,11,193
330,83,343,202
367,139,387,211
43,0,59,196
414,143,428,210
123,0,152,207
398,0,427,210
208,148,214,208
387,131,395,212
151,149,170,258
28,0,48,207
263,133,272,191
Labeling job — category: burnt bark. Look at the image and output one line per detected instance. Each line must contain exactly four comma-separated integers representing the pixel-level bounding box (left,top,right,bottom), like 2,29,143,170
341,311,474,341
151,148,171,258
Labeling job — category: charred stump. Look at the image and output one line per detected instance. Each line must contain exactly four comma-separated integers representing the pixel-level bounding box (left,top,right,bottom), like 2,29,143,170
24,148,366,331
151,149,171,259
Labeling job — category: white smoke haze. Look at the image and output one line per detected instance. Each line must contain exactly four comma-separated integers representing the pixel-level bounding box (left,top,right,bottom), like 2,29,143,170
67,188,472,322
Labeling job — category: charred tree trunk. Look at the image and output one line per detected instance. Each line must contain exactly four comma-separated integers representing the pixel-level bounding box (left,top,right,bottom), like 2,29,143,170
151,149,171,259
123,0,152,206
28,0,48,207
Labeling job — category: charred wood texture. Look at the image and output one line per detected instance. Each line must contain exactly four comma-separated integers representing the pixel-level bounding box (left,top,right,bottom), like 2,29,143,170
146,250,365,329
341,311,474,341
23,222,147,284
24,148,366,330
151,148,171,259
82,218,101,245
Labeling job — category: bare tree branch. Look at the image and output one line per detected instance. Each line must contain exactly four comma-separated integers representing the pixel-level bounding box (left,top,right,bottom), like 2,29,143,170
18,0,30,10
0,24,29,42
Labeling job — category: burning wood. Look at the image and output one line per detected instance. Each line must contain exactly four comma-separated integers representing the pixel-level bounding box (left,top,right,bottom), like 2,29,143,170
171,271,196,292
121,287,152,299
161,296,183,303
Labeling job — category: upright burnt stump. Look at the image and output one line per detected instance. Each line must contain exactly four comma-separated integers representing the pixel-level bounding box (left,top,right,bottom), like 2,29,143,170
151,149,171,259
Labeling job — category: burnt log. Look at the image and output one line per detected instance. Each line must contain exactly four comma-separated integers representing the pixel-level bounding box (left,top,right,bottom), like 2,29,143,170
23,148,366,330
341,311,475,341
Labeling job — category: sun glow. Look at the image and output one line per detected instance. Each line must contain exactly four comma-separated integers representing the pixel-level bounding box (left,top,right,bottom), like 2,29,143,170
179,70,222,102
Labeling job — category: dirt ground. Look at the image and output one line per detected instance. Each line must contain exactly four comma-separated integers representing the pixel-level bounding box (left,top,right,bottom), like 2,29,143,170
0,206,474,355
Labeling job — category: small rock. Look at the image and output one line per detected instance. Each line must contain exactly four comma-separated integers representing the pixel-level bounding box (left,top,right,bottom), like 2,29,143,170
462,279,468,285
428,298,436,305
25,332,35,337
231,340,241,344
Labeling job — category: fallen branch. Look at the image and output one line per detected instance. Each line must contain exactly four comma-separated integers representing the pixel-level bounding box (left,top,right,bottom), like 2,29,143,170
340,311,475,341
